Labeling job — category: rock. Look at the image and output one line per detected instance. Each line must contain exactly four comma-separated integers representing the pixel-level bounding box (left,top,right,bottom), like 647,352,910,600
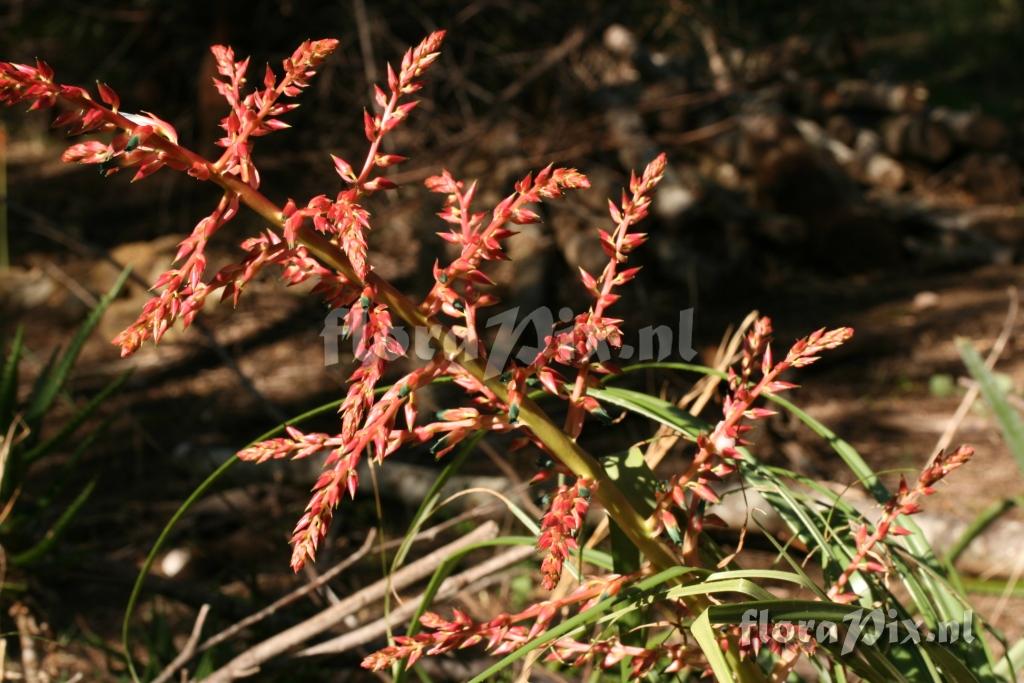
0,266,57,313
89,234,182,296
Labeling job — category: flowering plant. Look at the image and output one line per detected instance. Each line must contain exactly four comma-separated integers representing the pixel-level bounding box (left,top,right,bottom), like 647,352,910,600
2,30,1004,682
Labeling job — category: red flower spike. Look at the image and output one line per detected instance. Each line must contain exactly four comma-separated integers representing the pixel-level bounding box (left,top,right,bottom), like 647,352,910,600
826,444,973,601
537,478,594,590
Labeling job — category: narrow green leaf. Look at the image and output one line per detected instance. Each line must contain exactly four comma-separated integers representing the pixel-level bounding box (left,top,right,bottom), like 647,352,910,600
958,338,1024,472
405,536,535,641
992,637,1024,681
590,386,703,440
946,497,1021,565
0,325,24,429
22,371,129,465
602,446,660,516
925,643,983,683
122,376,460,682
38,416,113,509
610,362,997,677
25,266,130,423
691,608,735,682
391,433,481,573
121,394,346,683
11,476,97,566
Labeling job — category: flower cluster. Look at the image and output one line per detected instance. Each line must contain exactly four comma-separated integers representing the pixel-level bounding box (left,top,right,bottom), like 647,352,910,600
210,39,338,188
536,478,594,589
361,574,628,671
650,317,853,558
528,154,666,439
828,444,974,603
546,637,702,677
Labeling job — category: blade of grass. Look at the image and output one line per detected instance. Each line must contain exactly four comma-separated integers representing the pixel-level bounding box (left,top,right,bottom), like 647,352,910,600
390,432,482,574
22,371,130,465
589,386,703,440
608,362,996,677
691,608,734,682
10,476,96,566
992,637,1024,681
0,325,24,429
958,339,1024,472
25,267,131,423
946,497,1022,566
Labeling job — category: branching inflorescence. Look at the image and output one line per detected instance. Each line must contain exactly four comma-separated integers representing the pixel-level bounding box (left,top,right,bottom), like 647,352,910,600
1,30,978,679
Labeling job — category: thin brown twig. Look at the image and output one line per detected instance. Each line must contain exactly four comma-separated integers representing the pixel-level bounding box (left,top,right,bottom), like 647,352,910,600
654,116,737,147
498,27,587,103
10,603,39,683
39,259,99,308
352,0,377,90
151,604,210,683
196,529,377,656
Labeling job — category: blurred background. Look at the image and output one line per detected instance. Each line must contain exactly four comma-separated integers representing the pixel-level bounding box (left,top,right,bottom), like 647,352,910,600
2,0,1024,680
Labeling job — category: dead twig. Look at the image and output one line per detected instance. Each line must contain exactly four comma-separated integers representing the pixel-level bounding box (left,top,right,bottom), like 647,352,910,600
498,27,587,103
151,604,210,683
199,521,499,683
654,116,738,147
149,530,377,683
9,603,39,683
297,544,535,657
198,529,377,655
352,0,378,90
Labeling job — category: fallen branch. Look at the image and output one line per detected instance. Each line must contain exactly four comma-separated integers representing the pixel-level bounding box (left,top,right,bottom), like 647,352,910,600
297,544,535,657
196,530,377,656
199,521,499,683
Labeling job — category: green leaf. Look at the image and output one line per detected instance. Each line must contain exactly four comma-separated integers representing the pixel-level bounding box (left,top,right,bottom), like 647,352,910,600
390,433,481,573
10,476,97,566
122,376,461,683
37,415,113,510
992,637,1024,681
691,608,735,682
946,497,1022,565
405,536,536,641
707,600,909,682
22,371,129,465
589,386,703,440
121,393,346,683
924,643,983,683
609,362,998,678
958,338,1024,473
602,446,660,516
25,266,130,424
0,325,24,429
